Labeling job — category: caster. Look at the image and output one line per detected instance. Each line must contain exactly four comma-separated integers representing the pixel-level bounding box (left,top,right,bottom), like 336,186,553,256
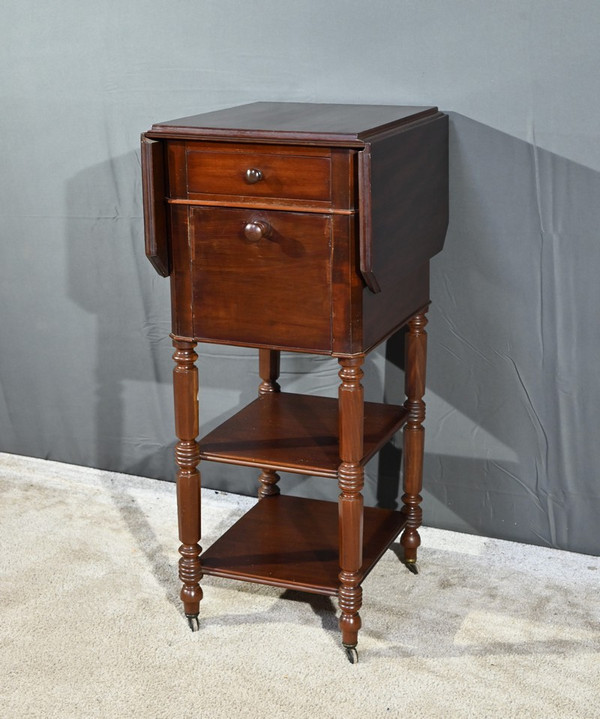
404,560,419,575
343,645,359,664
186,614,200,632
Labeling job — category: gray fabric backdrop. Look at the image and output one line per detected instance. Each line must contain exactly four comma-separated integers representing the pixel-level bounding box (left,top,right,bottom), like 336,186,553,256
1,1,599,554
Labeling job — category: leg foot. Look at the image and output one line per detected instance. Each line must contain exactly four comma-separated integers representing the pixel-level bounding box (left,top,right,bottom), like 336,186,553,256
186,614,200,632
338,581,362,647
403,559,419,575
344,644,359,664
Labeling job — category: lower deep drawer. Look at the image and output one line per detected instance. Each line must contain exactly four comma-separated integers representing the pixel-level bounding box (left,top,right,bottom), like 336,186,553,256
190,206,333,351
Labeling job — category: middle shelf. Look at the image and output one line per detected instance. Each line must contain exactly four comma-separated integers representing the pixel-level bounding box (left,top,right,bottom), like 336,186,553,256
198,392,408,478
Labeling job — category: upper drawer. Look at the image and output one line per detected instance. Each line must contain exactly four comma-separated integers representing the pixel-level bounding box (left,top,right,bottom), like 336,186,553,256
185,144,332,203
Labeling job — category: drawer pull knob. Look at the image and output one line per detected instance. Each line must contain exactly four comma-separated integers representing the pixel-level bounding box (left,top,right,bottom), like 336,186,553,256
244,221,270,242
245,168,263,184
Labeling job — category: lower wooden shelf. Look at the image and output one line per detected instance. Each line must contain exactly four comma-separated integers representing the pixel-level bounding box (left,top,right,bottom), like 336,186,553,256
201,494,407,596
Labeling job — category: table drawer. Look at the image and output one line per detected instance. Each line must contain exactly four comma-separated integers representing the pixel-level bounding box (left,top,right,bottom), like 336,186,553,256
186,146,331,203
190,207,332,351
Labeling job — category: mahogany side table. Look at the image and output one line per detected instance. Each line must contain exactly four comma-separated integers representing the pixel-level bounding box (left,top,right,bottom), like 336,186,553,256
141,102,448,663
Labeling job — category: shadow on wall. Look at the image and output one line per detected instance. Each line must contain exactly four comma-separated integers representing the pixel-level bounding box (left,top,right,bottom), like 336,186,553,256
65,151,263,486
66,150,173,480
376,111,600,555
66,113,600,556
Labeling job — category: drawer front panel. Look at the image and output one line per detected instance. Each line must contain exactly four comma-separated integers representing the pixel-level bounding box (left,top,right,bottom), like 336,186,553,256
186,148,331,203
190,207,332,351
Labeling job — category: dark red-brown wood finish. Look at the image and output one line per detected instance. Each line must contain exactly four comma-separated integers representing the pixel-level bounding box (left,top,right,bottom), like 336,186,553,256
141,102,448,663
257,348,281,499
172,339,203,629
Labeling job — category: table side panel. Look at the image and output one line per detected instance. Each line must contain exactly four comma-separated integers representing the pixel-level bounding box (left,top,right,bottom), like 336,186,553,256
362,262,431,353
169,204,193,338
141,136,170,277
360,114,449,288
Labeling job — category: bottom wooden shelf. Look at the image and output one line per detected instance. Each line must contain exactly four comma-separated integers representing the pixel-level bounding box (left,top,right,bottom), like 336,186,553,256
201,494,407,596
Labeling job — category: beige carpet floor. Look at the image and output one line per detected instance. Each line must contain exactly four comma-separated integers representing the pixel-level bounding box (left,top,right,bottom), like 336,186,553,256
1,452,599,719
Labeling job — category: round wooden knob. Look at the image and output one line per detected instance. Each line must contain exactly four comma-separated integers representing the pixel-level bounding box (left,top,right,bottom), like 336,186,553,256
245,168,263,184
243,221,269,242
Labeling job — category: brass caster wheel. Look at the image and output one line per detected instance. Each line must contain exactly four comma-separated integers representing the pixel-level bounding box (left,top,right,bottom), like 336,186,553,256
186,614,200,632
404,560,419,575
344,645,359,664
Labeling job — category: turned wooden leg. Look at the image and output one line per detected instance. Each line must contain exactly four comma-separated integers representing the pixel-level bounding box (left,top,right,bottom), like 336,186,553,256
257,349,281,500
400,310,428,568
337,356,365,661
258,348,281,395
172,339,203,630
257,469,281,499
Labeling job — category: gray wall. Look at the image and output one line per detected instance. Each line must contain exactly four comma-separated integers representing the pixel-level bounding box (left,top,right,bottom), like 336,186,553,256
2,1,599,554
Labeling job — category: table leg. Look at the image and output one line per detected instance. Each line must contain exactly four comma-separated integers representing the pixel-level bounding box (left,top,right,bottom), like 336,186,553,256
257,349,281,499
337,355,365,662
400,310,428,568
172,339,203,630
